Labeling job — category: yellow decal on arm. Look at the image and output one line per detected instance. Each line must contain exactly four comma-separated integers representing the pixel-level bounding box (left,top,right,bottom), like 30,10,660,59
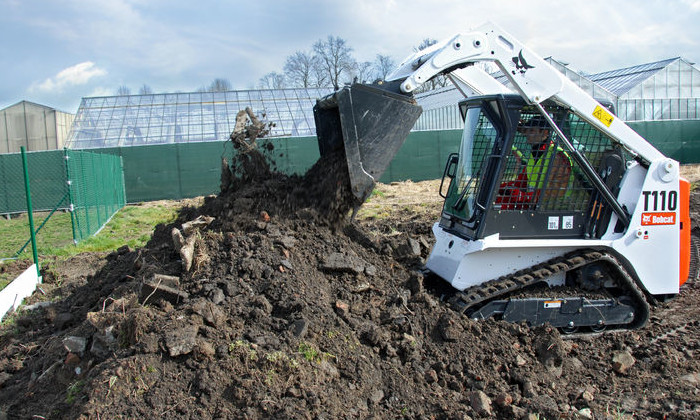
592,105,614,127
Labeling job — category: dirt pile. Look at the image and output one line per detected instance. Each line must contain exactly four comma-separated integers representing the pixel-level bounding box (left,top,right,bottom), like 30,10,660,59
0,133,699,418
218,107,359,229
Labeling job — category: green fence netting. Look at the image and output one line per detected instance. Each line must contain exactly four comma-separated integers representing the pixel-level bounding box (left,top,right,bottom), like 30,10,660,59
66,149,126,242
380,130,463,183
71,120,698,204
98,137,323,202
627,120,700,164
0,150,67,214
3,120,698,211
0,149,126,253
92,133,456,203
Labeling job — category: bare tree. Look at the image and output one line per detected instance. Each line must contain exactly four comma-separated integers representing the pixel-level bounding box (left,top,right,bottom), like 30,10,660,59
138,84,153,95
415,38,438,52
311,62,329,88
374,54,395,80
350,61,373,84
116,85,131,95
284,51,318,88
209,78,232,92
313,35,355,90
258,72,286,90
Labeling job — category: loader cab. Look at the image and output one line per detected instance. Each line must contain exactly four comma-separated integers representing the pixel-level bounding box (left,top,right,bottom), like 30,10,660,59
439,94,629,241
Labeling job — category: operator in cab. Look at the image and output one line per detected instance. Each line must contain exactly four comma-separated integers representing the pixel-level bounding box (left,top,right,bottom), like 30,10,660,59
496,115,573,209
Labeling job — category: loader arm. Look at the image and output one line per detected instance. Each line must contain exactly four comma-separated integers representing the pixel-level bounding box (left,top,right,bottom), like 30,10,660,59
314,21,676,219
386,22,667,164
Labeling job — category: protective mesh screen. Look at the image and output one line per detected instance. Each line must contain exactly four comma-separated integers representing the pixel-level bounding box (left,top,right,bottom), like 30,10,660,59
495,107,628,213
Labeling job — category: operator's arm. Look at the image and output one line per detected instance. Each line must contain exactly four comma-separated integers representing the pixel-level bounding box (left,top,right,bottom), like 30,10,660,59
546,151,572,199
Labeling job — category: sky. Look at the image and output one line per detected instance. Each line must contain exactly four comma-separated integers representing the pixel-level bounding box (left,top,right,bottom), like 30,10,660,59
1,0,699,113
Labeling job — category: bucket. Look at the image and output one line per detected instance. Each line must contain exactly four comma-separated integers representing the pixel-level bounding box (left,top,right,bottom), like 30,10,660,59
313,83,422,201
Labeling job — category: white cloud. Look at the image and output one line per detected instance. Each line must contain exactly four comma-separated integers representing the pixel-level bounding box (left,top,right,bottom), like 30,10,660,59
681,0,700,11
4,0,699,112
32,62,107,93
86,86,114,98
341,0,700,72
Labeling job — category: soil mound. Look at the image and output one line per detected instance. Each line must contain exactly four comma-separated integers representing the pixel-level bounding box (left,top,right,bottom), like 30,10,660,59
0,125,699,418
217,107,359,229
216,148,357,231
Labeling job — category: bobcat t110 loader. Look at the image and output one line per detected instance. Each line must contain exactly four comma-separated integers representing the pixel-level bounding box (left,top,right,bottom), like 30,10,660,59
313,22,698,331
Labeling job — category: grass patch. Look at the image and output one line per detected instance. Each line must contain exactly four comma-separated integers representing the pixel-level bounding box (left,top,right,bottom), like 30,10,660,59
0,202,182,261
297,341,335,363
0,273,14,290
57,204,180,257
368,189,386,199
229,340,258,361
298,342,320,362
0,211,74,260
66,379,85,404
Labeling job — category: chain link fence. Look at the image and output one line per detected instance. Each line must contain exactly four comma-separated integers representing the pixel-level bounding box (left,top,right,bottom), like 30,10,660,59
0,150,67,214
0,149,125,258
65,150,126,242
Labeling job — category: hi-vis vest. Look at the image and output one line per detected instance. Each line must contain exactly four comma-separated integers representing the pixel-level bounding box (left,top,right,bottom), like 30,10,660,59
525,143,574,194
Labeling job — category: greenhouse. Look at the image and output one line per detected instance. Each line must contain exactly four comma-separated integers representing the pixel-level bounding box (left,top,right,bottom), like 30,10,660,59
63,56,700,150
65,88,334,149
416,57,700,130
588,57,700,121
0,101,74,153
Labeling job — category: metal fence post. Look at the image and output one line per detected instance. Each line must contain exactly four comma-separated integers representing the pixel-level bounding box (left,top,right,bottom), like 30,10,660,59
20,147,40,278
64,148,78,244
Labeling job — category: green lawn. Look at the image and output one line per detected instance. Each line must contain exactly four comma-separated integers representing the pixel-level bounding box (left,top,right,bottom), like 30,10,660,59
0,211,74,260
0,202,183,262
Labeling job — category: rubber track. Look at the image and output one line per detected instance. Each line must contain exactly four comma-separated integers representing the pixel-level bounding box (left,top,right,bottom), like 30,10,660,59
449,249,650,329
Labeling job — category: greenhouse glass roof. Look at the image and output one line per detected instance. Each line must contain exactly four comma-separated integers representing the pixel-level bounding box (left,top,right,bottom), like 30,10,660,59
66,88,333,149
587,57,680,96
66,85,466,149
414,86,465,110
65,56,700,150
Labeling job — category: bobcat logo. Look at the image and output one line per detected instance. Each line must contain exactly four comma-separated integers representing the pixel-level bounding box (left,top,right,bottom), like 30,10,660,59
512,50,534,74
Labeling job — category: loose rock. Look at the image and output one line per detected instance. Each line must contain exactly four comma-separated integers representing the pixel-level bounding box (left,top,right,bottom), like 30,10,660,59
612,350,636,374
62,336,87,354
469,390,492,416
320,252,366,274
165,325,199,357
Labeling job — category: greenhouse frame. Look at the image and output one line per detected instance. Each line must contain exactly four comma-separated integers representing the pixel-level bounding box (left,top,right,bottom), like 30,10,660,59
61,56,700,150
66,88,333,149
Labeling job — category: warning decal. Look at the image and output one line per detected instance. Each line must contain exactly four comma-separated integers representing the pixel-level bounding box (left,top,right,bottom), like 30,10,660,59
593,105,614,127
544,300,562,309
